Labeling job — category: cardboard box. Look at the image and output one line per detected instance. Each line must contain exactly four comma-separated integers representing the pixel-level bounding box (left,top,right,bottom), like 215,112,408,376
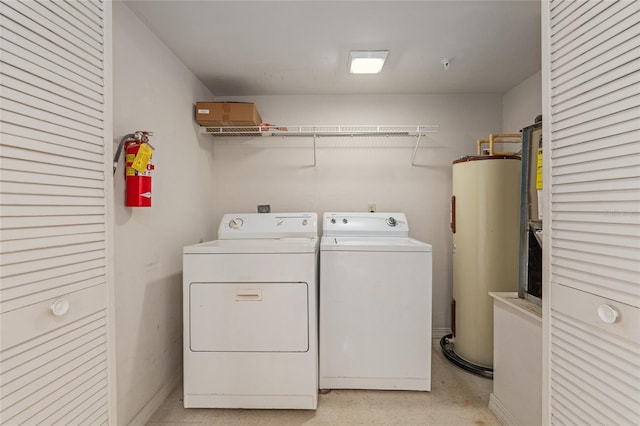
195,102,262,126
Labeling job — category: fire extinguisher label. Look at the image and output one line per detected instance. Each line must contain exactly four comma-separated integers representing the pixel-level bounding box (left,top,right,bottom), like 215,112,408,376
132,143,153,174
536,147,543,190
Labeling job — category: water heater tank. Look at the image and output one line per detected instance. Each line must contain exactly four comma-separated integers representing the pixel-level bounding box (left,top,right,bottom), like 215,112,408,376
451,155,521,368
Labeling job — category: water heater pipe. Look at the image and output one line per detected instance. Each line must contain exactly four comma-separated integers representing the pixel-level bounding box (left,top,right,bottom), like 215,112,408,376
476,133,522,156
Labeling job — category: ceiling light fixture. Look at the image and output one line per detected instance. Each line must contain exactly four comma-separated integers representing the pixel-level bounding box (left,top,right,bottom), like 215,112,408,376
349,50,389,74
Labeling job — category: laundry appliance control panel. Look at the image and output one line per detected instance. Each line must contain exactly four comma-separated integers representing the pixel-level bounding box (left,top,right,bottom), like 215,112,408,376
323,212,409,237
218,212,318,239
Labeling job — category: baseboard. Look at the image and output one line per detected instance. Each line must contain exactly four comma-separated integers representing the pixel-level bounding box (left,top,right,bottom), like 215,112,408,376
128,369,181,426
489,393,519,426
432,327,452,340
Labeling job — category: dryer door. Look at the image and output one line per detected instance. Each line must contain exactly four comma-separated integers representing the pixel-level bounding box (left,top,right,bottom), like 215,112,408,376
190,282,309,352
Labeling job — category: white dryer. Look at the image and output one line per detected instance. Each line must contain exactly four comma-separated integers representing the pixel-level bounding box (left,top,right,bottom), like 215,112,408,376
183,213,318,409
319,212,432,391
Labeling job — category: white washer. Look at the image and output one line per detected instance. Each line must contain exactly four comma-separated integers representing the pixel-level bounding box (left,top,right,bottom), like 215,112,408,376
319,212,432,391
183,213,318,409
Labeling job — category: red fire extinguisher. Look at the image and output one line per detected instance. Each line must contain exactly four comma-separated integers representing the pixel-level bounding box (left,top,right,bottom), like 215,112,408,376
113,131,154,207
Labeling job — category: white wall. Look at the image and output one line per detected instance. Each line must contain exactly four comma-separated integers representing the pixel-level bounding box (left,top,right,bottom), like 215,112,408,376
210,94,503,334
112,3,215,424
502,71,542,133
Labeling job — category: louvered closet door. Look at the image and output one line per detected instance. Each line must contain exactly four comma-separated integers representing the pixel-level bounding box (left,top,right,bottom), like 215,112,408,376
547,0,640,424
0,0,112,424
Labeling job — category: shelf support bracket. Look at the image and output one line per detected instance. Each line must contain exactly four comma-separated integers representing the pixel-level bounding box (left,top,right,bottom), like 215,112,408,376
410,133,423,165
313,133,317,166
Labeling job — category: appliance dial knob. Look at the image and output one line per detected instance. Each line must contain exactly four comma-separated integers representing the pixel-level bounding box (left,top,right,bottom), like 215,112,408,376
387,217,397,227
343,218,348,224
302,219,308,225
331,218,336,224
229,218,243,229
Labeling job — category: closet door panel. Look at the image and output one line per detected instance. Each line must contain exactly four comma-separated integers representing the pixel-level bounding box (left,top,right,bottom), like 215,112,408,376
546,0,640,424
0,0,111,423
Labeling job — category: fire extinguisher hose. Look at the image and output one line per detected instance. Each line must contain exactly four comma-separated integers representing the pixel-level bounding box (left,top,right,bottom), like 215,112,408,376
113,133,136,175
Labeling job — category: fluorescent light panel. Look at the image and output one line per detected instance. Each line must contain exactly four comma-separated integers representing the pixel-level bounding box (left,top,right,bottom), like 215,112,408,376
349,50,388,74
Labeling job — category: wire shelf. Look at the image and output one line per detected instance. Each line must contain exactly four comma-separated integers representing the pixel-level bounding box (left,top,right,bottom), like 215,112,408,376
200,124,438,137
199,124,439,166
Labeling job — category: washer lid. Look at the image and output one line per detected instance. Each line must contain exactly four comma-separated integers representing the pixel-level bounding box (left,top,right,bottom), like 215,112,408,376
323,212,409,237
218,212,317,239
320,236,432,252
184,237,319,254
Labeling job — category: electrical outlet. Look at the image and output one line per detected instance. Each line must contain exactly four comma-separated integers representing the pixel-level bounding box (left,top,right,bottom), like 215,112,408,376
257,204,271,213
368,203,376,212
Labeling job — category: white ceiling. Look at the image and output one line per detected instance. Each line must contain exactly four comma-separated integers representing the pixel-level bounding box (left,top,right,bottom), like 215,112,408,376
124,0,541,96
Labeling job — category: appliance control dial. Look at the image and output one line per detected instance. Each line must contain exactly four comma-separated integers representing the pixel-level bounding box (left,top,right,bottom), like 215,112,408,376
302,219,308,225
386,217,397,227
229,218,243,229
331,218,336,224
343,218,348,224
